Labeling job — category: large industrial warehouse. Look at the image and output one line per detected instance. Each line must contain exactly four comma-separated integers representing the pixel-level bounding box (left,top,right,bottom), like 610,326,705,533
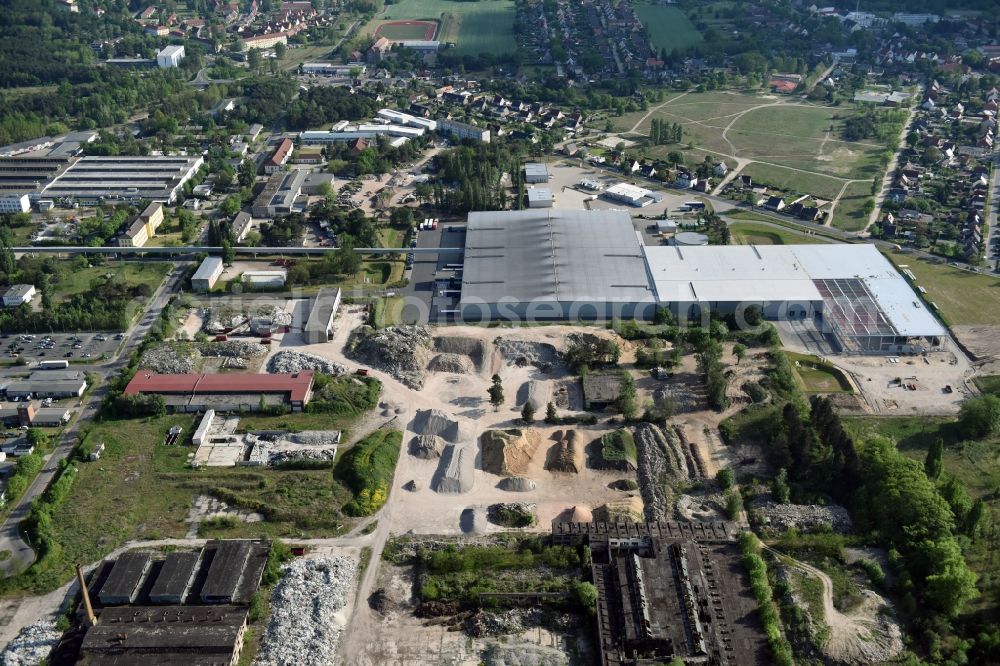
455,210,946,354
459,210,657,321
40,155,204,204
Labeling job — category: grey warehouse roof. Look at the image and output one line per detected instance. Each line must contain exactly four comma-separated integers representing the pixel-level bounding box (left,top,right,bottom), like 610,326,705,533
460,209,655,306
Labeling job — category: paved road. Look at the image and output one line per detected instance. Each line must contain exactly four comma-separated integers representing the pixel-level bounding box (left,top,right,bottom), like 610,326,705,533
0,265,184,577
862,91,921,235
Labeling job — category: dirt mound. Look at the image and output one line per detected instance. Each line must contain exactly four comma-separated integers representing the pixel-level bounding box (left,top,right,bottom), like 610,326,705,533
594,497,644,524
495,339,561,370
348,325,431,389
480,429,541,476
517,380,552,413
545,430,584,473
497,476,537,492
409,435,443,459
428,353,475,374
433,444,474,493
410,409,464,443
433,336,491,372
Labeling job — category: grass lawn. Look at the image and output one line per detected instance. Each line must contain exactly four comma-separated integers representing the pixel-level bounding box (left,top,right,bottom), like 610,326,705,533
738,163,846,201
886,252,1000,326
974,375,1000,395
729,222,830,246
53,261,170,302
11,410,376,593
785,351,853,393
633,3,702,52
367,0,516,56
830,181,872,233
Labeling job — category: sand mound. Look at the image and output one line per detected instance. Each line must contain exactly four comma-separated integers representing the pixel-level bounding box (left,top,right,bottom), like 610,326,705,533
433,444,474,493
410,409,464,443
480,429,541,476
553,505,594,525
497,476,537,492
409,435,443,459
428,353,475,374
519,380,552,412
546,430,584,473
594,497,644,524
433,336,491,372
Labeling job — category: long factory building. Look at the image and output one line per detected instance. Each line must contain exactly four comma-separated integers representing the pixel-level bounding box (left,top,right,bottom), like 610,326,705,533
454,210,946,354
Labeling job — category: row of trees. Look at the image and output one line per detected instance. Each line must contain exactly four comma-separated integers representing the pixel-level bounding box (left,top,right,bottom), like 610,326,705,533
649,118,683,145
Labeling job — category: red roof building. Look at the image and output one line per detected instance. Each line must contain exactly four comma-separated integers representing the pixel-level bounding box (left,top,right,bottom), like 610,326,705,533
124,371,314,412
265,138,293,173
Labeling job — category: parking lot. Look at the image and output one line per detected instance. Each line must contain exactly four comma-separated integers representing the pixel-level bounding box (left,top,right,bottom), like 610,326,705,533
2,332,123,364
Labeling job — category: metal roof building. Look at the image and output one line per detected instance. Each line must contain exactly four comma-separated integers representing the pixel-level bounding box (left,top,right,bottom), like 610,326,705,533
41,155,204,204
459,210,656,322
643,244,946,353
303,287,342,344
523,163,549,183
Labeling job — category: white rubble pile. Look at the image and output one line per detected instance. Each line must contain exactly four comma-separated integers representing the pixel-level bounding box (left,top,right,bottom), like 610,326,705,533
495,339,561,370
267,350,347,375
752,499,854,533
255,556,358,666
140,343,198,373
200,340,268,358
269,449,337,464
1,621,61,666
348,325,431,389
256,304,292,326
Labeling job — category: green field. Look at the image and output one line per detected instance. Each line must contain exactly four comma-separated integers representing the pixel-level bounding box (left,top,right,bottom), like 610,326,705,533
974,375,1000,395
369,0,516,56
785,351,853,393
739,163,846,201
619,92,887,206
886,252,1000,326
10,411,371,592
633,3,703,52
830,181,873,232
54,261,170,302
729,222,831,246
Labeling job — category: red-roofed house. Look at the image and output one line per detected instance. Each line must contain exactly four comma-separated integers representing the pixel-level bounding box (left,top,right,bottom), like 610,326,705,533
265,138,294,173
124,371,315,412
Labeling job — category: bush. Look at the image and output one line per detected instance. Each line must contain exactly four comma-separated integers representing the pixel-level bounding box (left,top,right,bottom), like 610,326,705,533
739,532,794,666
958,395,1000,439
724,489,743,519
716,468,734,490
335,429,402,517
599,429,637,468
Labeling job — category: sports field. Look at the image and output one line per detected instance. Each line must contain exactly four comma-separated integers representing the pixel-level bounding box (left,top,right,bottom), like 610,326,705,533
633,3,703,52
374,20,438,41
368,0,516,56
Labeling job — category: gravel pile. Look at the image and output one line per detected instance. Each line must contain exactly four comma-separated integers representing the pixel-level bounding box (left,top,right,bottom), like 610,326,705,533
545,430,583,473
634,424,687,521
1,621,61,666
433,443,474,493
753,499,854,533
267,350,347,375
495,339,561,370
201,340,268,358
480,429,541,476
520,380,551,412
410,434,443,459
255,556,357,666
348,325,431,389
140,343,198,373
410,409,466,443
288,431,342,446
428,353,475,374
497,476,536,492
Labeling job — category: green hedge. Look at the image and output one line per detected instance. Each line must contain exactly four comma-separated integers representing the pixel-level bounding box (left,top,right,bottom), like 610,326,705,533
335,429,402,517
739,532,794,666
